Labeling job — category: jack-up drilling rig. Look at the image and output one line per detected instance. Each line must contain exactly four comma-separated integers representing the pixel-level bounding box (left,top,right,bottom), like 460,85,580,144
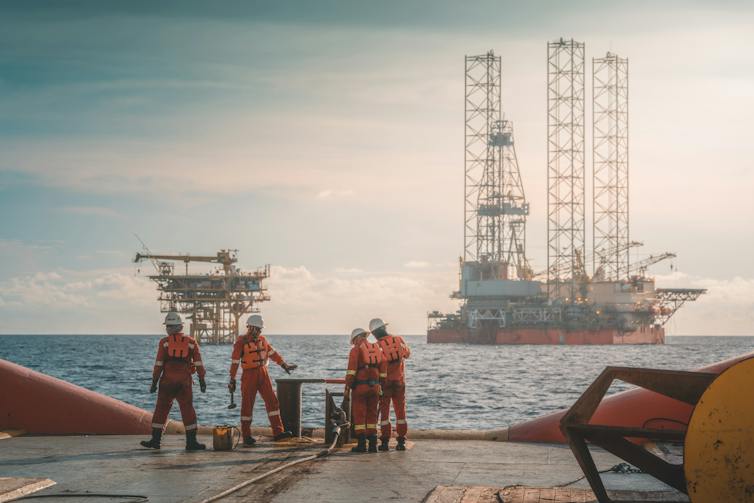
427,43,705,345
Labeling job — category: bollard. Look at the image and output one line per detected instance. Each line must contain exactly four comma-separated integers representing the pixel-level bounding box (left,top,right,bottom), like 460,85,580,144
276,378,346,437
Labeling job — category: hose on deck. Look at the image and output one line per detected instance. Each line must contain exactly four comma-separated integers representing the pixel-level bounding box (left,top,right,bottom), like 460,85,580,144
198,416,349,503
11,493,148,502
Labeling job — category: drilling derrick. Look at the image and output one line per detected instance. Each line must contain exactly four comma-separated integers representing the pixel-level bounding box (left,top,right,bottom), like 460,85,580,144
453,51,536,334
592,52,630,280
134,249,270,345
547,38,586,300
465,51,503,265
495,119,531,279
464,52,530,278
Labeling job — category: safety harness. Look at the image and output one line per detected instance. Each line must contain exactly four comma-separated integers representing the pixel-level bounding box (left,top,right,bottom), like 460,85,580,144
241,337,269,369
165,334,192,362
352,342,383,386
378,335,406,363
354,379,380,386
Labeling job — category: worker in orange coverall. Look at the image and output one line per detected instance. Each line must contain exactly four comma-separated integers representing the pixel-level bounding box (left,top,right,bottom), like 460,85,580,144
140,311,207,451
370,317,411,451
345,327,387,453
228,314,297,446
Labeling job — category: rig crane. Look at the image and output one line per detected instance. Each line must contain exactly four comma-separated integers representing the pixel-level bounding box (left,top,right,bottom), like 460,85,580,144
629,252,677,278
593,241,644,281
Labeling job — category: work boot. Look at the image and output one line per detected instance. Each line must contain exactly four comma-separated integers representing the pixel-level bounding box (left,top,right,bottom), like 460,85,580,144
378,437,390,452
243,436,256,447
396,436,406,451
273,431,293,441
140,427,162,449
367,434,378,453
351,434,367,453
185,430,206,451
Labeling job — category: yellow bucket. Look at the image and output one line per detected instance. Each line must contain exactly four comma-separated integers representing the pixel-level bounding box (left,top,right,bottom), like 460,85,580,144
212,425,241,451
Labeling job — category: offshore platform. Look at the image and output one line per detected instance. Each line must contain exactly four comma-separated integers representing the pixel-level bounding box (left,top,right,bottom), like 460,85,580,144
427,40,705,345
134,246,269,344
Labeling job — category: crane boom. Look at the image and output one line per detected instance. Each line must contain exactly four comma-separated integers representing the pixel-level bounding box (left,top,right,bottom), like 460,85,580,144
592,241,643,280
134,250,237,265
629,252,676,276
133,234,161,273
594,241,643,267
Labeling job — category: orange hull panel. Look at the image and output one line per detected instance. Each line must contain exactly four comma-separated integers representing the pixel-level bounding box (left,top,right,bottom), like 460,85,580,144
0,358,153,435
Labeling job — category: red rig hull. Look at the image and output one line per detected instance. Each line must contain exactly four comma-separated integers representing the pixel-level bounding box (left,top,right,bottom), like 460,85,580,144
427,325,664,345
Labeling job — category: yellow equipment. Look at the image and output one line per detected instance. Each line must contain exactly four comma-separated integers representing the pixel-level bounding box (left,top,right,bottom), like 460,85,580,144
684,357,754,502
212,425,241,451
562,357,754,503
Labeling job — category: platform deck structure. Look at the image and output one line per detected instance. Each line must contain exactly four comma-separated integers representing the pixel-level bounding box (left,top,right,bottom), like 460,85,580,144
134,249,270,344
0,435,684,503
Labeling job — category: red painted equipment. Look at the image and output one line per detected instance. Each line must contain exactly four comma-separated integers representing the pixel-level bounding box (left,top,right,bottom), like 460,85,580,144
230,334,291,439
0,358,152,435
346,338,386,438
507,351,754,443
428,326,664,345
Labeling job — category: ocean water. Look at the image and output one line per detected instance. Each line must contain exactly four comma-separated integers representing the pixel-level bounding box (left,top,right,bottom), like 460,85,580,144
1,335,751,430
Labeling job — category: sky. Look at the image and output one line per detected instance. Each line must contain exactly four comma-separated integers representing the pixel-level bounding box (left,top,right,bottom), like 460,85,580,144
0,0,753,335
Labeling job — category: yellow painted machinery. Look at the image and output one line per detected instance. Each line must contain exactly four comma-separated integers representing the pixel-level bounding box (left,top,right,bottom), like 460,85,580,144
561,357,754,503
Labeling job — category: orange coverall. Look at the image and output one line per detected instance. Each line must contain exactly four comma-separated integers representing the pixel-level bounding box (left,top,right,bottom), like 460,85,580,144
346,339,387,437
230,334,287,437
150,333,205,432
377,334,410,439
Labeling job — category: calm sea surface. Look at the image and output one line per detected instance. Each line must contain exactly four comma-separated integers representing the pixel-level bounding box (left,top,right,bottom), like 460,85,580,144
1,335,751,430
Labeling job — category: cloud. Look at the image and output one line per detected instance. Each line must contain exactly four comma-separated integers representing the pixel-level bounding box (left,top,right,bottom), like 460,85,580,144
0,4,752,336
1,263,751,336
261,265,458,334
60,206,123,218
0,18,462,214
0,268,154,308
654,272,754,335
316,189,355,200
0,263,450,334
0,268,158,333
0,239,62,251
0,240,66,278
334,267,363,274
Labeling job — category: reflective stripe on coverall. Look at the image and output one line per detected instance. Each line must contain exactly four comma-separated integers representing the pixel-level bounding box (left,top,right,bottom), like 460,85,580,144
377,334,410,439
346,340,387,436
230,334,287,437
150,333,205,431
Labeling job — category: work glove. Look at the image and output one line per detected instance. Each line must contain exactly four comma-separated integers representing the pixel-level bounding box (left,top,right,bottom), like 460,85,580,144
199,378,207,393
377,384,383,397
149,382,157,394
283,363,298,375
228,379,236,393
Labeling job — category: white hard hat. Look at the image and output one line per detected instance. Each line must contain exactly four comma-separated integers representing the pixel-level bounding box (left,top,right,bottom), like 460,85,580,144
369,318,387,332
164,312,183,326
350,328,368,342
246,314,264,329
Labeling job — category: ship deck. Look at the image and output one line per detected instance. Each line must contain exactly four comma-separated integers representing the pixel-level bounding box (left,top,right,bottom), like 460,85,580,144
0,434,687,502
